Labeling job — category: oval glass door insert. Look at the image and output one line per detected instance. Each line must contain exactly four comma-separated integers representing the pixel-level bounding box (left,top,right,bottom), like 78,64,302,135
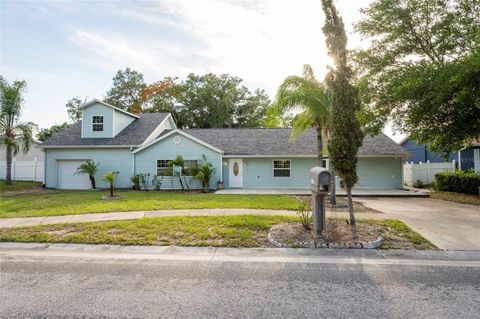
233,162,239,176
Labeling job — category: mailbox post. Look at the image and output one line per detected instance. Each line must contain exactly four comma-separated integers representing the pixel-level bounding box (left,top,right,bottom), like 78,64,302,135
310,167,331,233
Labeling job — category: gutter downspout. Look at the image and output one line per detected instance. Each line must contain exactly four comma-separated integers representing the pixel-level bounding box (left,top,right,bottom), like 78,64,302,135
131,147,135,178
43,148,47,187
458,151,462,171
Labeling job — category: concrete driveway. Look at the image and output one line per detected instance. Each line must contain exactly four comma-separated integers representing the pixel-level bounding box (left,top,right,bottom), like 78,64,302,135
357,197,480,250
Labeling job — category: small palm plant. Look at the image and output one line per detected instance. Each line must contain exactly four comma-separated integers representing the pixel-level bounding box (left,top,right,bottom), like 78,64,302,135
102,171,119,197
168,155,187,190
189,155,216,192
75,160,100,189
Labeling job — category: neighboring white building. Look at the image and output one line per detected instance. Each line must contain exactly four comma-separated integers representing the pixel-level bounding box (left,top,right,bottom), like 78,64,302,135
0,140,44,182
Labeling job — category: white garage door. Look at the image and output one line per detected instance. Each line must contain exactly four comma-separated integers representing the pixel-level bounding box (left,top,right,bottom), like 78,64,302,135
57,160,92,189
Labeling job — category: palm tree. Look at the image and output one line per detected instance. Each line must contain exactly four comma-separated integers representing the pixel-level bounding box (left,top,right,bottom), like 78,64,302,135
270,65,337,203
189,155,216,192
0,77,36,185
75,160,100,189
271,65,332,164
102,171,119,197
168,155,188,190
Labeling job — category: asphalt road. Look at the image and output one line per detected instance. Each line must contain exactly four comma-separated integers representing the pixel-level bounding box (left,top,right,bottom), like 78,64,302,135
1,249,479,318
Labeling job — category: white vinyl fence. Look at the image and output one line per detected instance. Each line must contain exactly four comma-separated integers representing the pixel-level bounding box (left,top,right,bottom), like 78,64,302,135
0,159,44,182
403,161,456,187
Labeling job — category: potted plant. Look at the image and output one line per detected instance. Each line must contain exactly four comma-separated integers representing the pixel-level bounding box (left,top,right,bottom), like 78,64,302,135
217,180,224,190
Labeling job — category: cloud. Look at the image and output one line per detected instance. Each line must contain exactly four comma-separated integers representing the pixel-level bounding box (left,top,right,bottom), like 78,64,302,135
67,0,374,97
154,0,330,95
69,29,158,71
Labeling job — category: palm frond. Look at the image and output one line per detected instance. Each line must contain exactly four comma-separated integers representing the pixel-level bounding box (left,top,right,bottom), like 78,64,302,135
75,160,99,176
270,64,333,149
15,122,35,154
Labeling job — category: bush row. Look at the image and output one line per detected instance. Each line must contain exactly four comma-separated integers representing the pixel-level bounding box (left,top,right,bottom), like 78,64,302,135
434,171,480,195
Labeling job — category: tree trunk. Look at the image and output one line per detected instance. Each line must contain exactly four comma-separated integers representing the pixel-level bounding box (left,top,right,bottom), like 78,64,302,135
5,146,12,185
347,187,355,226
110,183,114,197
89,175,96,189
178,175,185,190
316,131,324,167
183,175,190,190
329,162,337,206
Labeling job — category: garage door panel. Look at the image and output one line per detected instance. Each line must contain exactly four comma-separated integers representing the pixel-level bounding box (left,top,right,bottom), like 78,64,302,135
57,160,92,190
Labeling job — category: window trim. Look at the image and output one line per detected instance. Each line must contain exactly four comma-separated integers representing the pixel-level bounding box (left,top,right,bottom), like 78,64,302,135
272,159,291,178
156,159,171,176
182,159,198,176
92,115,104,132
156,159,198,176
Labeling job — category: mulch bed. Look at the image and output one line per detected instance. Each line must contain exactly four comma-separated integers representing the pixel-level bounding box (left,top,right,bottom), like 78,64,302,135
295,195,382,214
270,220,381,248
269,220,430,249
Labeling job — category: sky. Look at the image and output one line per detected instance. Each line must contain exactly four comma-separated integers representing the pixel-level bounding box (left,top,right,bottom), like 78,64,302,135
0,0,403,141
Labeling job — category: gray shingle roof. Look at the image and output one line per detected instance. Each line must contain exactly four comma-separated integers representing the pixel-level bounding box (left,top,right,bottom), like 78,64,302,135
183,128,409,156
42,113,169,147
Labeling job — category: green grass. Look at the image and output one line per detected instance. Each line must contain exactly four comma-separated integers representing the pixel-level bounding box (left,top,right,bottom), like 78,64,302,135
0,215,299,247
0,180,42,193
361,219,437,250
0,190,301,218
429,191,480,206
0,215,436,249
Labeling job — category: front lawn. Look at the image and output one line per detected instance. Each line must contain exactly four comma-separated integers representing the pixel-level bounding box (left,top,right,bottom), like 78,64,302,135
429,191,480,206
0,215,297,247
0,215,434,249
0,190,301,218
0,180,42,193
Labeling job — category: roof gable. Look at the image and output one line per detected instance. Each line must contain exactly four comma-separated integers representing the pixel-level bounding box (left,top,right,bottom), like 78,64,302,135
133,129,222,154
79,99,139,119
42,113,170,147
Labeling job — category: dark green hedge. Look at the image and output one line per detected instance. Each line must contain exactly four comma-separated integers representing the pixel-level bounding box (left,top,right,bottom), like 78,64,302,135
434,171,480,195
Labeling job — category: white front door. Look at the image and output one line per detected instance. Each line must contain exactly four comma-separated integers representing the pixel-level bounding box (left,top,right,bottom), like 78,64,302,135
229,158,243,188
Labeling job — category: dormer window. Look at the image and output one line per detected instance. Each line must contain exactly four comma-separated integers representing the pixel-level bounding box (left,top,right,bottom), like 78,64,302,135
92,116,104,132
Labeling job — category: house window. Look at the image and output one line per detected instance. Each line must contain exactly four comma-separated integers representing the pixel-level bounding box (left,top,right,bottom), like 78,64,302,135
92,116,104,132
156,159,198,176
157,160,171,176
182,160,198,176
273,160,291,177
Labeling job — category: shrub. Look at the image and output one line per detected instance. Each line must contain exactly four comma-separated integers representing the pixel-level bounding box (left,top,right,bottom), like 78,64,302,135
152,175,162,191
434,171,480,195
297,201,311,231
138,173,151,190
189,154,216,192
130,175,141,190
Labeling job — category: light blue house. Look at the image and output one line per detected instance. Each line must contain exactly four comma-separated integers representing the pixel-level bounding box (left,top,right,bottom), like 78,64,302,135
42,99,410,190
